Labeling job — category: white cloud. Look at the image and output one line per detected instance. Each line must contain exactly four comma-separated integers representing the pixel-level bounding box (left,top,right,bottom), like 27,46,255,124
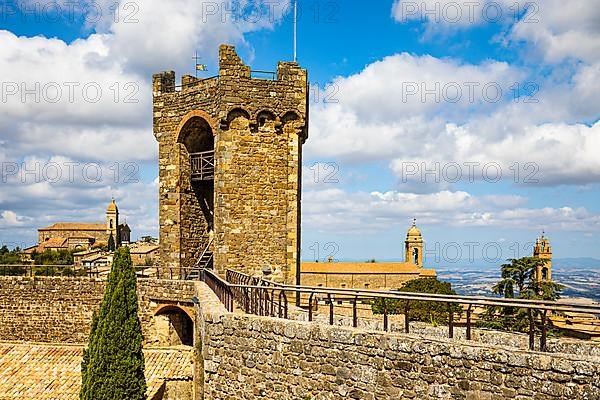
328,53,522,123
0,0,292,247
0,211,24,227
392,0,600,64
391,0,516,36
307,51,600,187
303,187,600,234
506,0,600,63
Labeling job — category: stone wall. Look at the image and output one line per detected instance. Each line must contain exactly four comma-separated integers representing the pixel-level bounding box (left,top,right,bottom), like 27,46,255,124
301,272,426,291
0,277,196,345
153,44,307,283
38,227,107,244
195,283,600,400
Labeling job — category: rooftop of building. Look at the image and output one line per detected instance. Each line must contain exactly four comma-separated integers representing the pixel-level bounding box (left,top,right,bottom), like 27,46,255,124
39,222,105,231
72,249,102,257
38,237,68,250
0,342,192,399
82,253,111,263
130,244,160,254
301,261,436,276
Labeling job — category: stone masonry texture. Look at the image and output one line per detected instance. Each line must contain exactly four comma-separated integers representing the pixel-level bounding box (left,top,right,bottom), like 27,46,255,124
152,44,308,283
0,276,196,344
0,277,599,399
194,283,600,400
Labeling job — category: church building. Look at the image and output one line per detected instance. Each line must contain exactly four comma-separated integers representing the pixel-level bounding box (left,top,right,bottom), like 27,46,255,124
300,220,437,290
34,199,131,252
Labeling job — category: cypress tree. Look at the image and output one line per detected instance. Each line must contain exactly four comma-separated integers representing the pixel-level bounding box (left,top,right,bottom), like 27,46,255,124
81,247,146,400
108,233,116,252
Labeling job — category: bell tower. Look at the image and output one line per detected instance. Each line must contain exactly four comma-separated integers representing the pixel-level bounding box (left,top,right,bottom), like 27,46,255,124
405,219,423,267
533,232,552,281
153,45,308,283
106,198,119,246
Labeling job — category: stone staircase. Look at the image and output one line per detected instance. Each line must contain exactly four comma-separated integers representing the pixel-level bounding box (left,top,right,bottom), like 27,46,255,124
185,238,213,280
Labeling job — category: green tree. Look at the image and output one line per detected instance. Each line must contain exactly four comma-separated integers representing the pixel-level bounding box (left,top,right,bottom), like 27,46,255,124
0,247,26,275
80,247,146,400
108,233,116,252
372,278,462,326
481,257,563,332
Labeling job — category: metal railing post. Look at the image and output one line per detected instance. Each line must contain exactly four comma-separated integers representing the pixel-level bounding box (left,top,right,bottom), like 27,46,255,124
466,305,472,341
448,303,454,339
352,296,358,328
540,310,548,352
308,292,314,322
328,294,334,325
528,309,535,351
404,301,410,333
383,299,388,332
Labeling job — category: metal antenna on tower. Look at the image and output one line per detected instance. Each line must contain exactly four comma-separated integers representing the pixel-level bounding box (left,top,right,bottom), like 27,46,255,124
293,0,298,62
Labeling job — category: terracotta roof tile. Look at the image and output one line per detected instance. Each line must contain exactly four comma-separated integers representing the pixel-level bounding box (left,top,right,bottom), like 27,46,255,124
39,223,105,232
130,245,160,254
39,237,68,250
0,342,192,399
301,262,437,276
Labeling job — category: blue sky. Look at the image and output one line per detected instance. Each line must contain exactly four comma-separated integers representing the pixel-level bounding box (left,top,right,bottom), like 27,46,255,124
0,0,599,265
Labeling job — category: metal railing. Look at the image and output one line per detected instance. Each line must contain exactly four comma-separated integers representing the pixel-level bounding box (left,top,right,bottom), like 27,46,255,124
250,70,277,80
201,269,234,312
190,150,215,181
225,270,288,318
199,269,600,352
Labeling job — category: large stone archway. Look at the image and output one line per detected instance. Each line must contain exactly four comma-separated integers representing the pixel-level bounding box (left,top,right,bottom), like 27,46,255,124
154,305,195,347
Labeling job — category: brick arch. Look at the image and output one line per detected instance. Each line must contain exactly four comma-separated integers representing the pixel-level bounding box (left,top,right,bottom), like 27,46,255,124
225,107,251,122
280,110,301,123
154,304,195,321
280,110,307,140
221,107,252,130
176,110,218,138
256,109,277,122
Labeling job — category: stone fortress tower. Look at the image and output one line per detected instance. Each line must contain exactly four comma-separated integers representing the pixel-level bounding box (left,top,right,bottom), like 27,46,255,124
153,45,308,283
405,219,423,267
533,233,552,281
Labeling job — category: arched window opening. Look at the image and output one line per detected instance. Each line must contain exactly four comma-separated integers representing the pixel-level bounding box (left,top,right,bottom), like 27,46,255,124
178,116,214,154
154,307,194,347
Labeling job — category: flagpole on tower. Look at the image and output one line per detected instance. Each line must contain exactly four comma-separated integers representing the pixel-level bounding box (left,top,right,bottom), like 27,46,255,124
293,0,297,62
193,51,207,78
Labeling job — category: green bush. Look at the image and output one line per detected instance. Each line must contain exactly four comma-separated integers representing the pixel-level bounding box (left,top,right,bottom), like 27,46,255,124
372,278,462,326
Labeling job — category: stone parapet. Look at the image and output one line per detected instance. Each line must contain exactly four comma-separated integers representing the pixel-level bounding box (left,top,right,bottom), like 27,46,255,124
195,283,600,399
0,277,196,345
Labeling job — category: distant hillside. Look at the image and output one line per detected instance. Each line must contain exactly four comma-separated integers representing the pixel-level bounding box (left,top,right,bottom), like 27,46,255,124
553,258,600,269
301,257,600,270
299,256,600,302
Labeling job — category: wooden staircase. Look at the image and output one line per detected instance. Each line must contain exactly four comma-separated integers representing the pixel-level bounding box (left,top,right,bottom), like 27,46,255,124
185,238,213,280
